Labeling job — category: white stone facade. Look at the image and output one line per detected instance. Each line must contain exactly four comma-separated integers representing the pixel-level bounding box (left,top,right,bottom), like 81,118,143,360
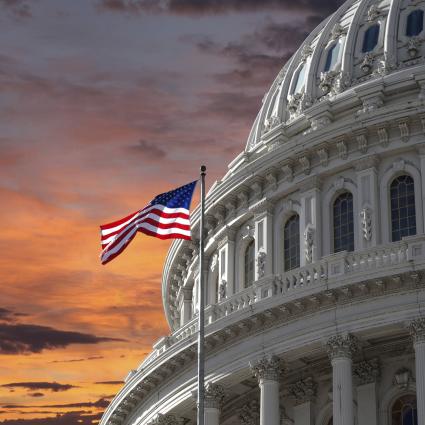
101,0,425,424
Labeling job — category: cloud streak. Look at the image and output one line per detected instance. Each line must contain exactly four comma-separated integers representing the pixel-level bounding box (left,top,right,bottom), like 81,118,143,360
1,382,78,393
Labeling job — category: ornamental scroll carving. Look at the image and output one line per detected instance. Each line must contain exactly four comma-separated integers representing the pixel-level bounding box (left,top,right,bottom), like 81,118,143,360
250,355,280,382
218,280,227,301
204,382,225,409
360,207,372,241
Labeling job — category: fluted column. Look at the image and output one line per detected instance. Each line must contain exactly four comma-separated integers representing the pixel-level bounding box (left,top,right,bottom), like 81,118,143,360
250,355,280,425
326,334,358,425
410,318,425,425
204,383,225,425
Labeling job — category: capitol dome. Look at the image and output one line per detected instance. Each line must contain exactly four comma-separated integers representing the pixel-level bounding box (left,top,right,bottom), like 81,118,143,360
101,0,425,424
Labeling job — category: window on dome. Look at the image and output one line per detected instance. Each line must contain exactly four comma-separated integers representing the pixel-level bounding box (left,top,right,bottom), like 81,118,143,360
284,214,300,271
214,274,219,304
324,42,341,72
391,394,418,425
244,240,255,287
391,175,416,242
293,64,306,94
406,10,424,37
362,24,380,52
333,192,354,253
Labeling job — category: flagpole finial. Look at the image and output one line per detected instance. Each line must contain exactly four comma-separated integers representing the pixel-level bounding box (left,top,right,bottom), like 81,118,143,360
200,165,206,174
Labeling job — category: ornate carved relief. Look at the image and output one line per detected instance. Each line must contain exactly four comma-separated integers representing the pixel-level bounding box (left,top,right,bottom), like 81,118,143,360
204,382,225,409
288,377,317,404
326,334,359,359
218,280,227,301
407,37,421,58
149,414,179,425
367,4,381,21
409,317,425,344
256,249,267,278
393,368,413,390
331,23,347,40
239,400,259,425
398,119,409,142
353,358,380,384
360,207,372,241
356,133,368,154
377,126,389,146
281,161,294,182
299,155,311,175
250,355,281,382
317,146,329,167
264,115,281,133
361,53,374,74
301,44,313,62
304,226,315,263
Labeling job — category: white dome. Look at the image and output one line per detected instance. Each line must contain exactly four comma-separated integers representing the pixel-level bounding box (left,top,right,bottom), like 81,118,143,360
246,0,425,152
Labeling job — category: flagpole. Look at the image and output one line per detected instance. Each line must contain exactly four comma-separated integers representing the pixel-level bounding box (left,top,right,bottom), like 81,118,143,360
197,165,206,425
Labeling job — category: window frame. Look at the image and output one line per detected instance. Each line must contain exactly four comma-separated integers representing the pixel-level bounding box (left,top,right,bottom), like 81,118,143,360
283,214,301,272
332,191,355,253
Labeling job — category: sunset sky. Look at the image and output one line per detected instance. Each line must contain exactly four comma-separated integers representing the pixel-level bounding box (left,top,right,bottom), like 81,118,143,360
0,0,343,423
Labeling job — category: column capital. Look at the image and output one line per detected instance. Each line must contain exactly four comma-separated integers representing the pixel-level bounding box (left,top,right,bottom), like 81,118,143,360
288,377,317,405
353,358,380,384
326,334,359,360
250,355,281,382
204,382,225,409
409,317,425,345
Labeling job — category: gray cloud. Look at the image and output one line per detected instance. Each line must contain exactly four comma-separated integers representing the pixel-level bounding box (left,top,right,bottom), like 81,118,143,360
2,382,78,392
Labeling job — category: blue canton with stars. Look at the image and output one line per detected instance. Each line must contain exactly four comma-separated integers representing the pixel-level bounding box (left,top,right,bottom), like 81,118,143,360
150,181,197,210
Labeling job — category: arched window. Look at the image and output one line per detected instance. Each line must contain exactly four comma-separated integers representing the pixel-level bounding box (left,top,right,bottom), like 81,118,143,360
391,175,416,242
324,42,341,72
406,10,424,37
284,214,300,271
244,240,255,287
362,24,380,52
391,394,418,425
333,192,354,253
293,64,306,94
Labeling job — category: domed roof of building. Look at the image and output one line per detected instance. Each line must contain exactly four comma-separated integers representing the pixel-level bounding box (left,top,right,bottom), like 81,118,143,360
245,0,425,152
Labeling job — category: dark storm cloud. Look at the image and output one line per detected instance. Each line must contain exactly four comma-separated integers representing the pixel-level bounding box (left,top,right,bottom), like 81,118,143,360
0,323,124,354
27,393,44,398
3,397,112,409
0,411,102,425
98,0,344,16
0,308,28,323
128,139,167,160
1,382,78,392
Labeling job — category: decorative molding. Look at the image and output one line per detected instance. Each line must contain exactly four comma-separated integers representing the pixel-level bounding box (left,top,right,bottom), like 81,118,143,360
281,161,294,182
354,155,379,171
250,355,281,382
204,382,225,409
301,44,313,62
356,132,368,154
326,334,359,360
361,53,374,74
353,358,380,384
367,4,381,21
288,377,317,405
331,23,347,40
219,280,227,301
393,368,413,390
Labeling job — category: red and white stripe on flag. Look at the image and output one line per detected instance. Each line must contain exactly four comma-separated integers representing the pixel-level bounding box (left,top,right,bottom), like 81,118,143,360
100,204,192,265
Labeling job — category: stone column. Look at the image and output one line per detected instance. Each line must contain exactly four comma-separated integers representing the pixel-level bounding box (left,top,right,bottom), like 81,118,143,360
410,318,425,425
204,383,225,425
326,334,358,425
178,287,192,326
288,377,317,425
250,355,280,425
353,359,380,425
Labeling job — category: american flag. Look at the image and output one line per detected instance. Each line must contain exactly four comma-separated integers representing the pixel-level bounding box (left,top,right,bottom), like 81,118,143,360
100,181,197,265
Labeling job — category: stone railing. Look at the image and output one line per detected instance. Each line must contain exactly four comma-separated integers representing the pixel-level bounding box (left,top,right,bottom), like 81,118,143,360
140,235,425,370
